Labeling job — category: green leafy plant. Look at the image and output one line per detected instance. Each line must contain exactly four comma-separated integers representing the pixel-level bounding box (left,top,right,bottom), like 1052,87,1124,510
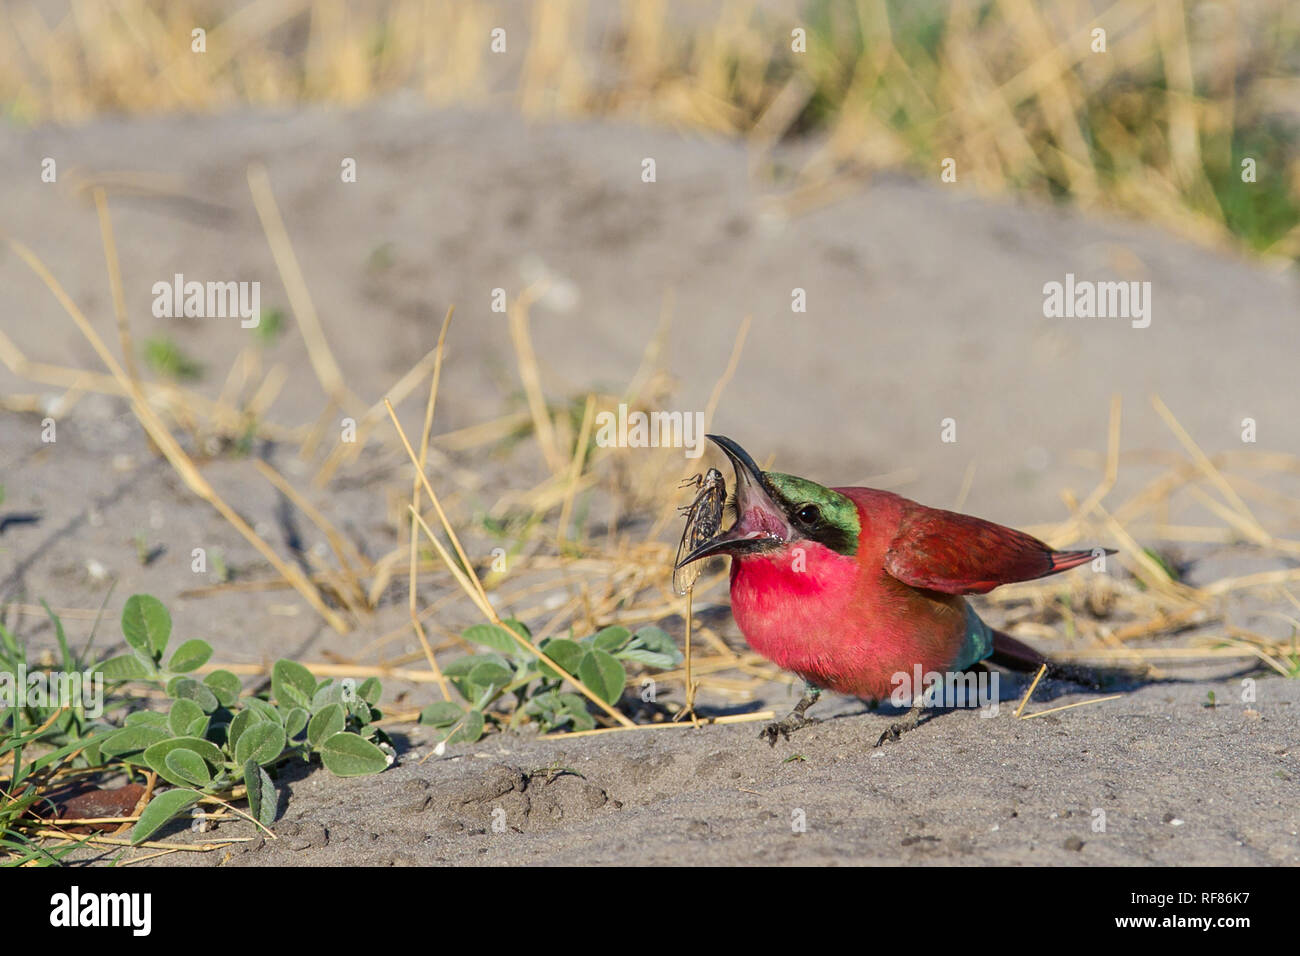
419,620,682,742
2,595,397,862
142,337,203,381
253,308,284,345
1,602,116,865
92,595,392,844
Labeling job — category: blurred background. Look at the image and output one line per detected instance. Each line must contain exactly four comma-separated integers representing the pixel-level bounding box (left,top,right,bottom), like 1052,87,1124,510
3,0,1298,257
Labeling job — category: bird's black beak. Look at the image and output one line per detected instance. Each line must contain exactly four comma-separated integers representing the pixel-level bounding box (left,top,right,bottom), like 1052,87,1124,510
673,435,790,568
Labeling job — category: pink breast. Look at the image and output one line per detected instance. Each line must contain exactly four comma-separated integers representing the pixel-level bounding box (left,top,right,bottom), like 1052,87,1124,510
728,539,966,699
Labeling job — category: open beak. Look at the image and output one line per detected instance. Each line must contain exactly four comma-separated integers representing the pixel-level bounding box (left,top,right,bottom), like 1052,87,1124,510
673,435,790,569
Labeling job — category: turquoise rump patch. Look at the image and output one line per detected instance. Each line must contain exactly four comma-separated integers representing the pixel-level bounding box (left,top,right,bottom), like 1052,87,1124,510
951,603,995,671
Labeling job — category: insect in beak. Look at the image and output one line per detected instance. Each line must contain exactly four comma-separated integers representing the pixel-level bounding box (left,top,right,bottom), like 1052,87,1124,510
672,467,727,595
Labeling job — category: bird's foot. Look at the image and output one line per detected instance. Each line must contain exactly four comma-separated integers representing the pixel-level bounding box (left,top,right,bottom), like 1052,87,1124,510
874,702,926,748
759,687,822,747
759,713,820,746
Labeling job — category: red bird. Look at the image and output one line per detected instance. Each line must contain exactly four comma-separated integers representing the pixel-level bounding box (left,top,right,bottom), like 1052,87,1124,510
675,436,1112,745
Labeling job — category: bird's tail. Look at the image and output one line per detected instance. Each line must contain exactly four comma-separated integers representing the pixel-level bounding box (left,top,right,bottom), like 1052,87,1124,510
1046,548,1114,574
988,629,1049,670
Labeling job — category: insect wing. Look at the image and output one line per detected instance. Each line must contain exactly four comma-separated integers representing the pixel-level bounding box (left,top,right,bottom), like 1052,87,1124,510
672,469,727,595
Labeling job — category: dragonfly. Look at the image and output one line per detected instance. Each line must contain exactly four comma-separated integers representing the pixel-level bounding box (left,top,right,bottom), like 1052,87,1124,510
672,467,727,595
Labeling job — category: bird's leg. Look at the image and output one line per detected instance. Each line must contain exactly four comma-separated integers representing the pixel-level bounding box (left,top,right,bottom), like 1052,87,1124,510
759,685,822,747
874,699,927,747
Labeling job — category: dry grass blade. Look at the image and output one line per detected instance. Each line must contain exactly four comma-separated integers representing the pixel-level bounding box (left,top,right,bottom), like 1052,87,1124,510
31,830,248,852
1093,503,1200,603
1014,663,1047,718
91,187,143,396
407,306,456,701
1151,393,1270,543
5,238,349,635
385,398,493,614
1020,695,1122,720
553,710,776,739
406,506,634,727
384,399,636,728
508,282,566,475
0,328,304,443
246,162,360,417
1048,393,1122,547
313,333,455,487
672,587,700,725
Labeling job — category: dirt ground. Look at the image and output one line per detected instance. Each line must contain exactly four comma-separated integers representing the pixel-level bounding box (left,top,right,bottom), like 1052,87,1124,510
1,105,1298,865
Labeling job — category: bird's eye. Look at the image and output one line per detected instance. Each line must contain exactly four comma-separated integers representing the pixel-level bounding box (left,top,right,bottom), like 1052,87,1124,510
795,504,820,525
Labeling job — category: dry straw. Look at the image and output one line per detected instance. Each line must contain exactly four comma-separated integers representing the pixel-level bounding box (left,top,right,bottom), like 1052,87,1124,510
3,1,1295,260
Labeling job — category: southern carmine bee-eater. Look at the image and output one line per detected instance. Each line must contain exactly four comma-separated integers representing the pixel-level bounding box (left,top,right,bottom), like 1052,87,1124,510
675,435,1114,746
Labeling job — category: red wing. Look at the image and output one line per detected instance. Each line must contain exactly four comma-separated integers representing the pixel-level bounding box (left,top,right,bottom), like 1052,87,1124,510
884,504,1096,595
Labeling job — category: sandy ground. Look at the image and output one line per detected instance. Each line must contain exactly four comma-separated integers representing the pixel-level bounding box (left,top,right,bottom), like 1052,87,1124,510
78,677,1293,867
1,104,1298,865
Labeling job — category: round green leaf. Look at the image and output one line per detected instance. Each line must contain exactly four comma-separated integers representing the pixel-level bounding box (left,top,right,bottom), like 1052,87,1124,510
203,669,242,708
96,654,153,681
167,676,219,714
234,721,286,767
100,724,170,757
144,735,224,766
307,703,345,749
577,649,626,705
318,732,389,776
121,594,171,659
167,639,213,673
226,708,263,753
243,698,282,725
591,626,632,652
283,706,309,740
168,698,204,737
131,788,200,845
537,638,583,679
185,714,210,738
461,624,519,655
419,701,464,727
349,699,374,726
124,710,169,728
271,659,316,710
357,677,382,705
164,748,211,787
446,708,485,744
468,659,512,688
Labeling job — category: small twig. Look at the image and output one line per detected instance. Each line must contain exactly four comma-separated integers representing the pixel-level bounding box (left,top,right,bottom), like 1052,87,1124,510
1014,664,1047,719
31,829,250,851
551,710,775,739
1020,695,1122,720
